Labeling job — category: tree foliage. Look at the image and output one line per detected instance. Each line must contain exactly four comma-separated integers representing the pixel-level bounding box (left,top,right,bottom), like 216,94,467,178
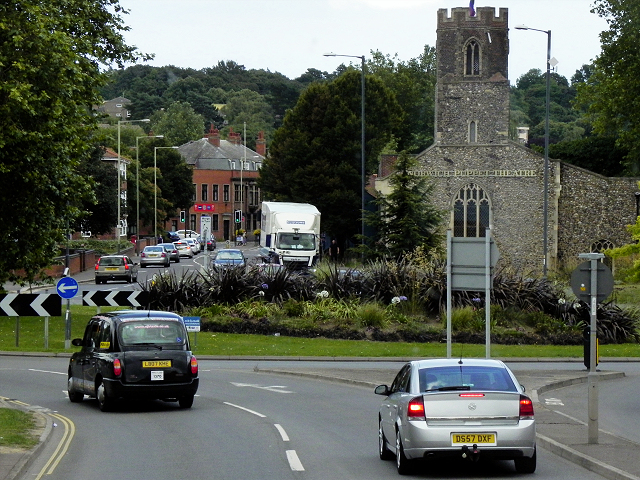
258,71,403,243
151,101,205,146
575,0,640,173
361,152,444,260
0,0,145,285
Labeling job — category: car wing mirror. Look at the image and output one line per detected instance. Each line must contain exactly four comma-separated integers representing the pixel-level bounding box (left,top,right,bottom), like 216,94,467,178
374,385,390,396
71,338,83,347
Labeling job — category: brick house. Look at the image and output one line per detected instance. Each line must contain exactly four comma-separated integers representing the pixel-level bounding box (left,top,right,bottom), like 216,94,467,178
172,127,265,241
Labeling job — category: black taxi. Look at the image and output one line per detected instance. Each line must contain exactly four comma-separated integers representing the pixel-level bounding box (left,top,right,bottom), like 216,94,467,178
68,310,199,411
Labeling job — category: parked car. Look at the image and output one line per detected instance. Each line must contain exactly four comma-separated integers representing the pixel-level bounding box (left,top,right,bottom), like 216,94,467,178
173,241,194,258
94,255,138,284
211,249,246,270
140,245,170,268
375,358,536,475
159,243,180,263
175,229,199,240
184,237,200,254
67,310,199,411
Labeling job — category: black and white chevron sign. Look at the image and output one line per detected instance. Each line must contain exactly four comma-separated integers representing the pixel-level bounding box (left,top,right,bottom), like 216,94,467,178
0,294,61,317
82,290,149,307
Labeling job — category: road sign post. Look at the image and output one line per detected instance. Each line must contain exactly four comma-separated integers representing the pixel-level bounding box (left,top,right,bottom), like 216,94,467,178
446,229,500,358
571,253,614,445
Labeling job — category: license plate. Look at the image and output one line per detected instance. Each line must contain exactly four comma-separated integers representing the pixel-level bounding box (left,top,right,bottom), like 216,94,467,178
451,433,496,445
143,360,171,368
149,254,159,257
151,371,164,381
105,267,118,271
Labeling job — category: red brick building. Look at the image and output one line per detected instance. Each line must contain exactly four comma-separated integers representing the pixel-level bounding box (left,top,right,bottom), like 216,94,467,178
170,127,265,241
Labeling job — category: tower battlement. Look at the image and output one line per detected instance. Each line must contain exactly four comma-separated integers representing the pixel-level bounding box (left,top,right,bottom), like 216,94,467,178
437,7,508,27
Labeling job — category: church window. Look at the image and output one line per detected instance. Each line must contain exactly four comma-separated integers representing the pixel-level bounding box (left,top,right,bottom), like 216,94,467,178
465,40,480,76
469,121,477,143
453,184,491,237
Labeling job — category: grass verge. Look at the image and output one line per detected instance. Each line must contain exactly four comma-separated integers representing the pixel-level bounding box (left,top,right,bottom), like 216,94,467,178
1,305,639,358
0,409,38,449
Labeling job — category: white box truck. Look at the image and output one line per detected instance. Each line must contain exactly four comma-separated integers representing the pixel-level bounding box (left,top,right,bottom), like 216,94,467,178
260,202,321,269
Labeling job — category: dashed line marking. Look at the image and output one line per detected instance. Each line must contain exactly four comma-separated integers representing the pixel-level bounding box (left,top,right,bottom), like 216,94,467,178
223,401,266,418
275,423,289,441
286,450,305,471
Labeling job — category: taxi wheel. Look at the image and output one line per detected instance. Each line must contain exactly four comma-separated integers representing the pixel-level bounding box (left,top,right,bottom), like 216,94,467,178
178,395,194,409
514,448,536,474
68,375,83,403
96,379,114,412
396,430,411,475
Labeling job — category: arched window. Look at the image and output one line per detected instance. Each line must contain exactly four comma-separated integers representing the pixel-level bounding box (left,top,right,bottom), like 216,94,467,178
465,40,480,76
453,184,491,237
469,120,477,143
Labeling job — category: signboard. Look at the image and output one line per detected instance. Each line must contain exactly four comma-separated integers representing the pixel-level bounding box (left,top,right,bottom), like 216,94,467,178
82,291,149,307
200,215,212,239
449,236,500,291
56,277,79,299
0,294,61,317
571,261,614,303
183,316,201,332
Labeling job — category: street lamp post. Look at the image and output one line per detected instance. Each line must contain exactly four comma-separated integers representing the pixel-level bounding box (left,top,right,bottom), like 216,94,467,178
324,52,366,258
136,134,163,253
153,146,179,241
515,25,551,277
117,118,150,253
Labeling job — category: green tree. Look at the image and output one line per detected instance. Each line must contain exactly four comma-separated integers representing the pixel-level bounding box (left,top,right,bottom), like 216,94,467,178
258,71,403,243
606,181,640,281
361,152,443,259
0,0,145,285
575,0,640,172
220,89,275,149
151,101,205,146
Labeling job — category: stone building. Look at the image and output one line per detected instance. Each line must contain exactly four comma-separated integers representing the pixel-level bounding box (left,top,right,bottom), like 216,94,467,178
375,6,639,274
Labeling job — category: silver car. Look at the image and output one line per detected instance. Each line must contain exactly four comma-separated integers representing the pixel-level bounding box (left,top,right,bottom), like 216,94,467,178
140,245,170,268
375,358,536,475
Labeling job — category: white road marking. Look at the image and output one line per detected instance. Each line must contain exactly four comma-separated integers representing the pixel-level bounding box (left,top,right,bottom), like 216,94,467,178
230,382,293,393
545,397,565,406
29,369,66,375
286,450,305,471
274,424,289,441
223,402,266,418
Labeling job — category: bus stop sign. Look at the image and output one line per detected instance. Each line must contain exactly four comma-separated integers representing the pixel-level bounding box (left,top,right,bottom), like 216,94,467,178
570,261,614,303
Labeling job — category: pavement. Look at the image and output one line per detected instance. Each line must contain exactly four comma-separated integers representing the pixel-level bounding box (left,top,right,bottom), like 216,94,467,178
2,360,640,480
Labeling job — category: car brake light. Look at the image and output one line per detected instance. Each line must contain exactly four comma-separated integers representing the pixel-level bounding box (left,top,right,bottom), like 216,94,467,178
124,264,130,270
95,263,99,271
460,393,485,397
519,395,534,419
141,252,146,257
190,355,198,375
407,396,425,419
113,358,122,377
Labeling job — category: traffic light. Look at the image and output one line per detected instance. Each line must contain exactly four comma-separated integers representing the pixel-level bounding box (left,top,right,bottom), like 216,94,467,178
180,210,186,223
234,210,242,223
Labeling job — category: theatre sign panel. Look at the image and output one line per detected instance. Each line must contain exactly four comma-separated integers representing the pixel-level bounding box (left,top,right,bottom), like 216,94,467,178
408,169,537,177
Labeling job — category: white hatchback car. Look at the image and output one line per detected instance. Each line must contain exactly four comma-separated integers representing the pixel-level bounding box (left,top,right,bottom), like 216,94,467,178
184,238,200,254
375,358,536,475
173,241,194,258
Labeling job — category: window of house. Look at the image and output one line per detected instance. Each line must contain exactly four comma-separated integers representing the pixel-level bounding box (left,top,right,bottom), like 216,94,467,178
201,184,208,202
213,184,219,201
453,184,491,237
465,40,480,76
234,184,241,202
189,214,196,232
230,161,236,170
212,214,219,231
223,185,230,202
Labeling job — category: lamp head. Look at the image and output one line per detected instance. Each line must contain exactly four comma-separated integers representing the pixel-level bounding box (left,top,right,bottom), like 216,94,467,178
515,24,529,30
323,52,336,57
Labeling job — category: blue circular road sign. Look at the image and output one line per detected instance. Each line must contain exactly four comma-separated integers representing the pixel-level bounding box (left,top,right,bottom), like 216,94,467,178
56,277,79,299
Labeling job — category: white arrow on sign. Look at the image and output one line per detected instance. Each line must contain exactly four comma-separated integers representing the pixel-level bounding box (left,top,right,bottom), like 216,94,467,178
31,295,53,317
58,284,78,292
0,295,18,316
106,291,119,306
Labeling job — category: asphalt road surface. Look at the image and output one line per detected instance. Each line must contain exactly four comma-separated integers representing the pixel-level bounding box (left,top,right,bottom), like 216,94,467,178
1,357,619,480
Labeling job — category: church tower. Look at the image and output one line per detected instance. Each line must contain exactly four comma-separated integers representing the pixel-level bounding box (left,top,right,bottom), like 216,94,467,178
435,7,510,145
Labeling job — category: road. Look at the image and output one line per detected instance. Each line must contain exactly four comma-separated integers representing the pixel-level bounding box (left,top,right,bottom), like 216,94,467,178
1,357,622,480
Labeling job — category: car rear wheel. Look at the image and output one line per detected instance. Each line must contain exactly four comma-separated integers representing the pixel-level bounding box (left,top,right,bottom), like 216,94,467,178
68,375,84,403
396,429,411,475
514,448,536,474
96,379,114,412
178,395,194,408
379,420,394,460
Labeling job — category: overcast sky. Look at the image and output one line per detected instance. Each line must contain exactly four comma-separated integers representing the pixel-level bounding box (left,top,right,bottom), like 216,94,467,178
118,0,607,84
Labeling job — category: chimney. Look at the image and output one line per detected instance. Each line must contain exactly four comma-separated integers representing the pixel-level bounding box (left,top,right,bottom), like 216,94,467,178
227,127,242,145
255,131,266,156
205,125,220,147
